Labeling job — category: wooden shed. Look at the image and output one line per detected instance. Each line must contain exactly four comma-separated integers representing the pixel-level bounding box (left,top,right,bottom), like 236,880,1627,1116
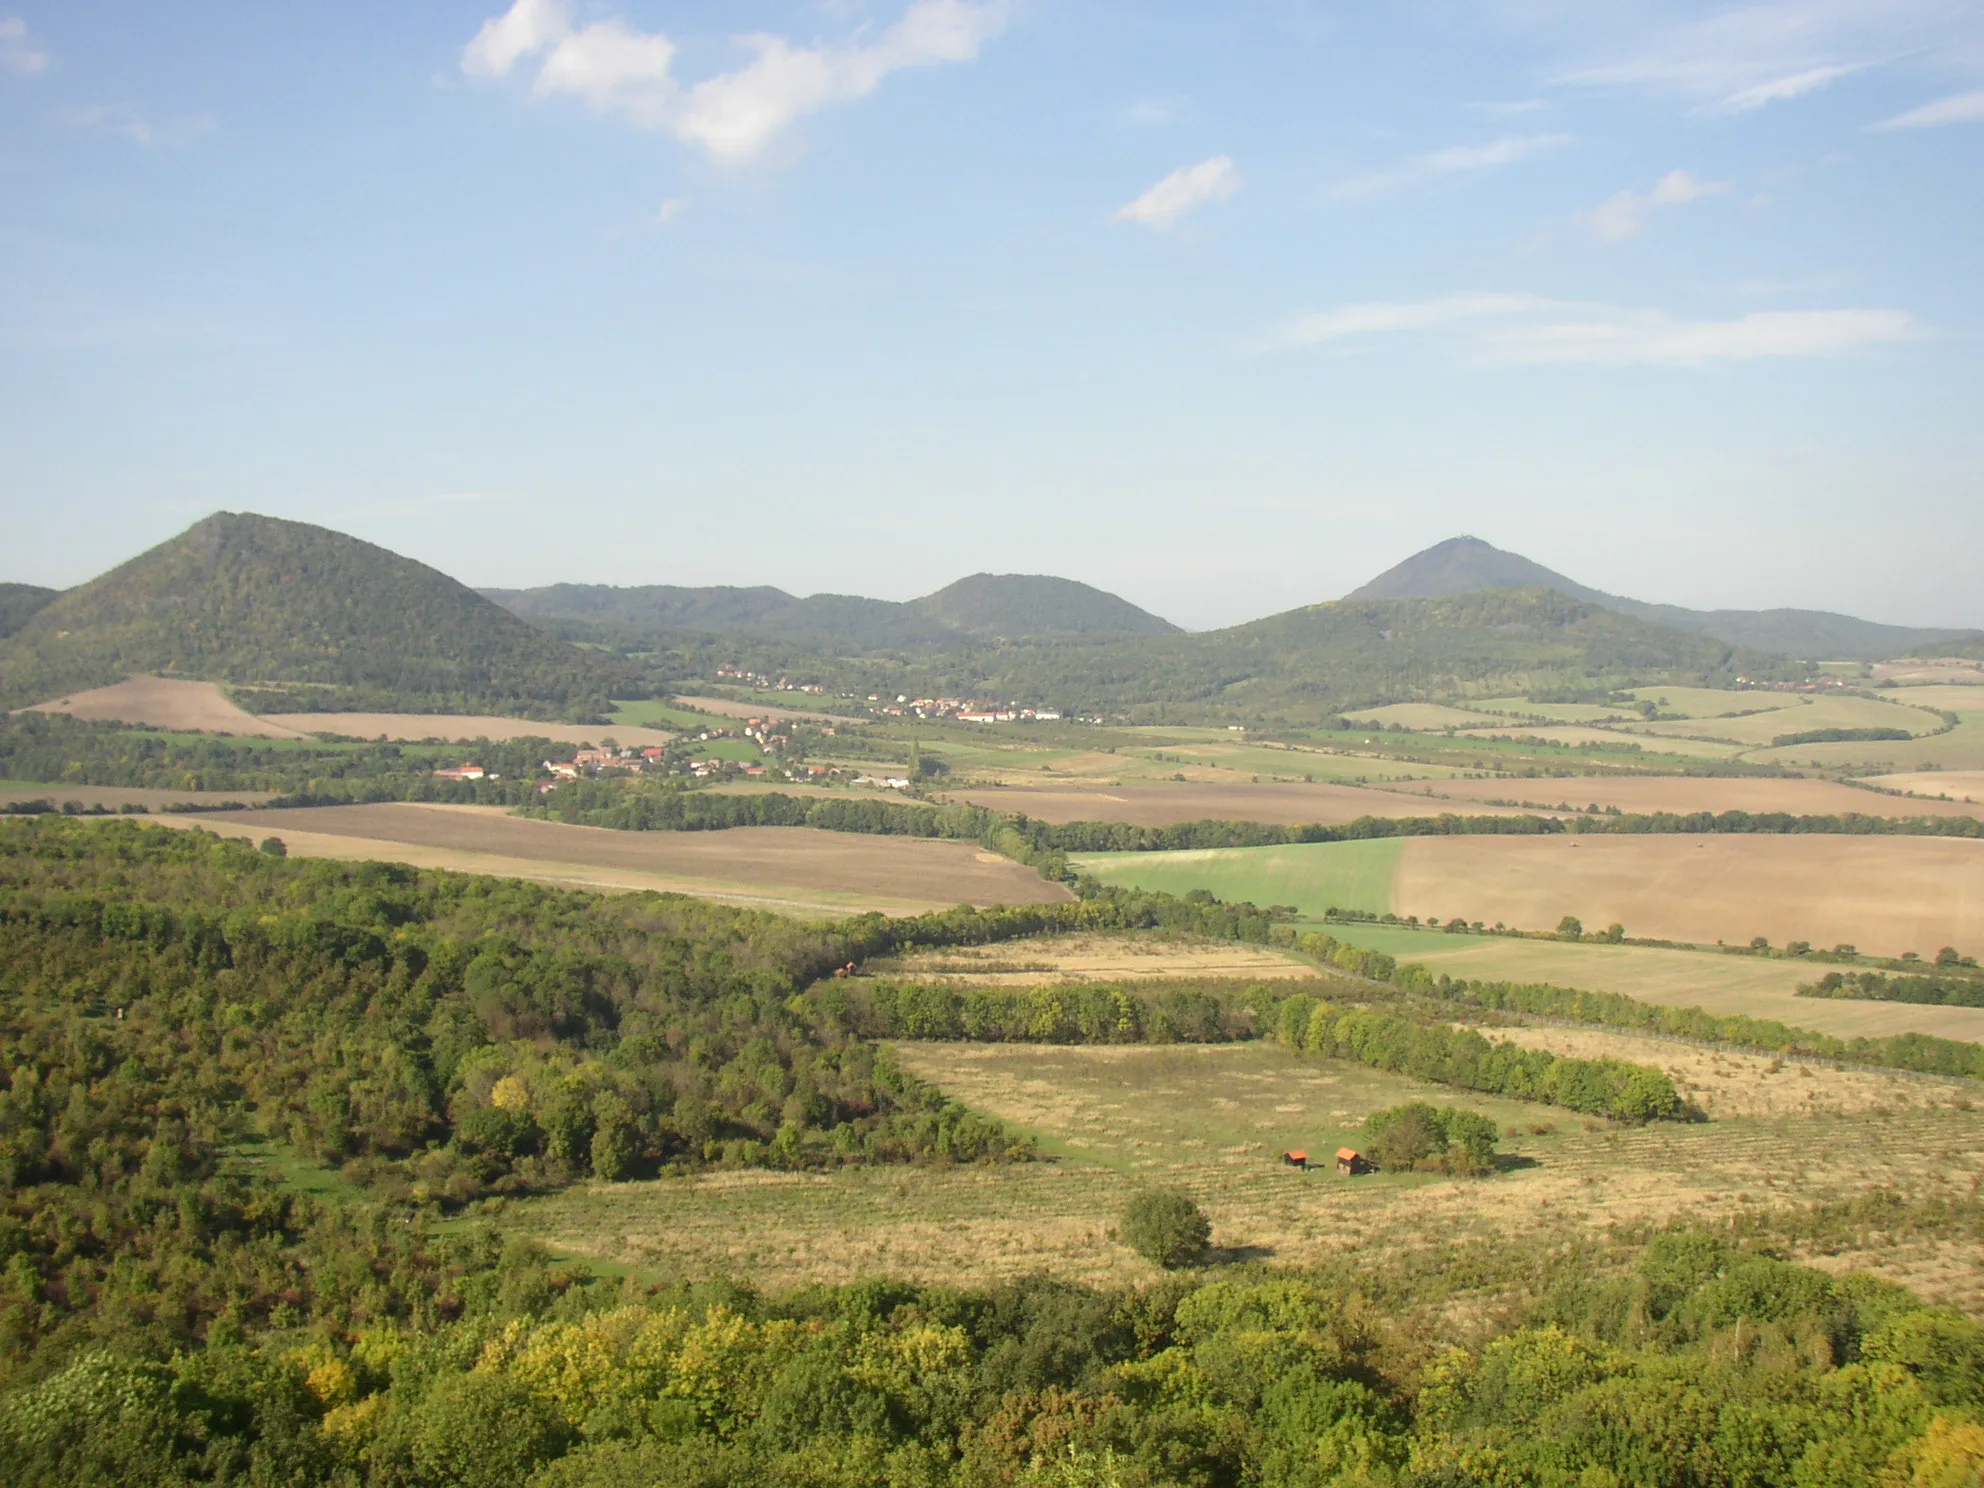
1282,1150,1309,1170
1337,1147,1372,1176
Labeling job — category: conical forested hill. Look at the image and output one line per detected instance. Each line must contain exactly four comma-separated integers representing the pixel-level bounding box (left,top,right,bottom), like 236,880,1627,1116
0,513,641,718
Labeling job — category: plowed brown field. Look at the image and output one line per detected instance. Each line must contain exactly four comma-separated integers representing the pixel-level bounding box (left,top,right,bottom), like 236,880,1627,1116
146,803,1070,917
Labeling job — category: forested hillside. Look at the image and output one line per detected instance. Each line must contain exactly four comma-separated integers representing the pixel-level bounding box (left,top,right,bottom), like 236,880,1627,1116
0,583,58,639
0,514,641,718
487,572,1178,651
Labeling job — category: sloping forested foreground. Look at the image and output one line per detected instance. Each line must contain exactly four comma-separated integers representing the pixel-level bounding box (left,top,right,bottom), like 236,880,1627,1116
4,819,1984,1486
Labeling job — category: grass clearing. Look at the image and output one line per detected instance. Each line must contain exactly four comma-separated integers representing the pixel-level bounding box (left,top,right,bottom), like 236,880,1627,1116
1633,695,1945,748
870,932,1319,984
501,1040,1984,1311
1746,716,1984,772
1866,770,1984,805
1413,774,1984,819
941,779,1546,827
1623,687,1805,719
1471,697,1642,724
1073,838,1403,917
1458,724,1745,759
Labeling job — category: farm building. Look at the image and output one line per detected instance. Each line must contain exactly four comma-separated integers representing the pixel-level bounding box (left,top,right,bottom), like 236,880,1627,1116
1337,1147,1372,1176
1282,1150,1309,1170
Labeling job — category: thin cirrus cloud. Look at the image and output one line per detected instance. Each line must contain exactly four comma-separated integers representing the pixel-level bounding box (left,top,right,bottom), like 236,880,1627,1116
1113,156,1241,229
1330,133,1570,199
1871,89,1984,129
1548,1,1975,114
1261,293,1923,367
461,0,1007,162
1585,168,1731,242
0,15,48,74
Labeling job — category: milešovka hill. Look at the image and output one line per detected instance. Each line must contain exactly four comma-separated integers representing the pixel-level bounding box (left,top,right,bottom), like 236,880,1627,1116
0,512,643,719
1351,534,1971,662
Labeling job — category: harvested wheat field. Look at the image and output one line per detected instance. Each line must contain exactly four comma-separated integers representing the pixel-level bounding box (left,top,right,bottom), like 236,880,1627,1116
504,1041,1984,1312
1406,773,1984,819
22,677,308,738
1867,770,1984,805
871,933,1319,985
942,780,1542,827
261,712,677,747
146,803,1069,917
0,784,276,812
1458,724,1742,759
1394,833,1984,960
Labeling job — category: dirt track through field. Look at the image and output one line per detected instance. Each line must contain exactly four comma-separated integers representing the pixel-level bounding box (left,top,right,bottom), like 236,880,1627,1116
21,677,309,738
1405,774,1984,819
260,713,678,747
147,803,1069,916
943,780,1544,827
1395,834,1984,959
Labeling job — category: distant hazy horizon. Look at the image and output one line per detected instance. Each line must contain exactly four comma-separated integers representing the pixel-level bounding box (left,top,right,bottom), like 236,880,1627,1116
3,2,1981,629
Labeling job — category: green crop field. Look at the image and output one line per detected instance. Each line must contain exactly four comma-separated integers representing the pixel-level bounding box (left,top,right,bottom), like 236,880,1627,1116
606,698,734,729
1073,838,1402,916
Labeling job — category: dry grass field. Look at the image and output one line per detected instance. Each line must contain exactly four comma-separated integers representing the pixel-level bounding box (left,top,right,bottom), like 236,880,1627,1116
871,933,1319,984
21,677,309,737
1746,716,1984,771
673,695,849,724
1457,724,1744,759
1404,773,1984,819
1634,695,1945,748
501,1040,1984,1313
1338,703,1504,730
261,712,678,747
941,779,1541,826
0,784,277,811
1868,770,1984,804
1478,1023,1972,1121
1622,686,1807,719
1320,930,1984,1042
1874,661,1984,685
1394,833,1984,959
144,804,1069,916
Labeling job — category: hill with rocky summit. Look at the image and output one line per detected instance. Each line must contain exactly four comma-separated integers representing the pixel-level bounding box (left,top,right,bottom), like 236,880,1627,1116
0,513,641,718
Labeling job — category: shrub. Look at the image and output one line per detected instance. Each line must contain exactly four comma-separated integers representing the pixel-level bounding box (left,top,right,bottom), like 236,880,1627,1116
1119,1190,1211,1268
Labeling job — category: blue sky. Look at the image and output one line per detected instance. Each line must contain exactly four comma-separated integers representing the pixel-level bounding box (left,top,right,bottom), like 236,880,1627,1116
2,1,1981,630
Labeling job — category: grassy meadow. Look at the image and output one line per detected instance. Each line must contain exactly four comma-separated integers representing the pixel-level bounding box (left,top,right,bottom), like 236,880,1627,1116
498,1039,1984,1312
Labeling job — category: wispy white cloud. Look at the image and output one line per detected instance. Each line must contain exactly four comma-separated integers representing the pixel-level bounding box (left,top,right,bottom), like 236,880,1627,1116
1331,133,1570,199
1871,88,1984,129
1584,168,1731,241
1113,155,1241,229
1261,292,1923,367
1549,0,1976,114
1261,293,1559,349
653,197,685,225
0,15,47,74
462,0,1006,162
63,104,216,148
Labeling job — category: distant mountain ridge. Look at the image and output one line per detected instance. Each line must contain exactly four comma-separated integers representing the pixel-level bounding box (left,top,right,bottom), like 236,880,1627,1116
0,513,639,718
1348,536,1971,661
483,572,1181,652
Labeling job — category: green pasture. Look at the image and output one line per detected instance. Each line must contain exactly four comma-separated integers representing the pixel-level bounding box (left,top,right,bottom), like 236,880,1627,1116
1470,697,1640,724
683,738,765,763
608,699,731,729
1072,838,1402,918
1338,703,1504,731
1636,694,1946,749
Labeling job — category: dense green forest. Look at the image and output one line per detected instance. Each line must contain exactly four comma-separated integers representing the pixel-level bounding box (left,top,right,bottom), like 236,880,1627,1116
5,819,1984,1484
0,514,642,717
0,582,59,639
1800,969,1984,1010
